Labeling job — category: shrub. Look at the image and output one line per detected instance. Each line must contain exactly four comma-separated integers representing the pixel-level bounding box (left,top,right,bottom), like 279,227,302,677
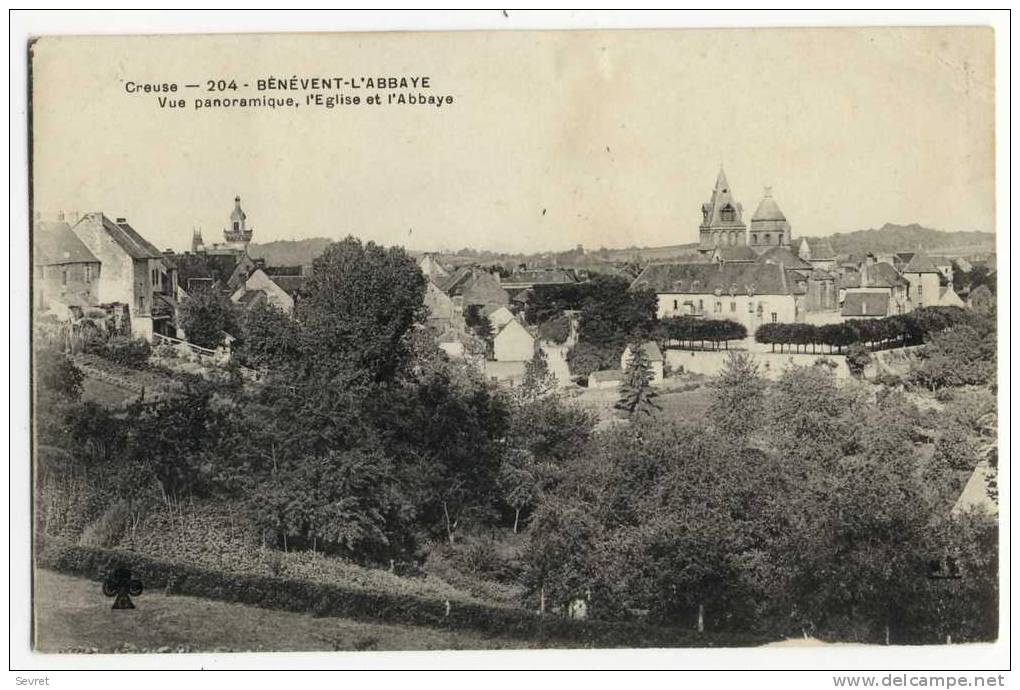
100,337,151,368
152,341,177,360
37,540,768,647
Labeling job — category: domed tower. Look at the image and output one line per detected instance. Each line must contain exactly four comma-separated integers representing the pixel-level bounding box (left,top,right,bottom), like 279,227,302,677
749,187,791,252
698,167,746,253
223,195,253,251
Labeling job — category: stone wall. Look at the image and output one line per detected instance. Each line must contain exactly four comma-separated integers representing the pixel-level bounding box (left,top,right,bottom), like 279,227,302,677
664,347,850,380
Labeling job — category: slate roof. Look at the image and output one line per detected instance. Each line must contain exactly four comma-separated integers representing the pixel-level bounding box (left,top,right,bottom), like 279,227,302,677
627,341,664,362
713,246,759,262
77,214,163,260
264,265,305,277
270,275,310,296
790,237,837,261
838,262,907,289
841,292,890,317
34,221,100,265
751,190,786,222
631,261,803,296
504,268,576,286
701,167,745,229
902,252,941,274
757,246,813,270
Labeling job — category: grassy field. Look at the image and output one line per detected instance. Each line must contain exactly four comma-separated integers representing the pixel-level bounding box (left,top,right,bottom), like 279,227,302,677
571,377,714,425
34,569,525,653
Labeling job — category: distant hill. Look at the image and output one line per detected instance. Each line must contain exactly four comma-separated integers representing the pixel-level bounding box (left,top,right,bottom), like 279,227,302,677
809,223,995,258
248,238,333,266
247,224,995,269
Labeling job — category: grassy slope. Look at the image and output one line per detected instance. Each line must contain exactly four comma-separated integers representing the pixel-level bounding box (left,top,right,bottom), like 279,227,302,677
34,569,521,653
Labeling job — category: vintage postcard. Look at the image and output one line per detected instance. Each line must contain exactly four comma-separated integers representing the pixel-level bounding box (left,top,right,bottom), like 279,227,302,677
24,20,1002,667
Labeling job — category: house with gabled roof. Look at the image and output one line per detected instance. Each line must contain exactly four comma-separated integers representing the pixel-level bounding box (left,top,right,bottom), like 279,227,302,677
621,341,664,385
439,267,509,308
837,254,910,315
71,212,166,340
900,251,942,309
492,318,536,362
230,268,295,315
33,218,102,315
790,237,838,272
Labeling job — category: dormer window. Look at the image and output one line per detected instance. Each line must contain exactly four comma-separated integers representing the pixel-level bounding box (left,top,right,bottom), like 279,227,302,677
233,221,240,232
720,204,736,222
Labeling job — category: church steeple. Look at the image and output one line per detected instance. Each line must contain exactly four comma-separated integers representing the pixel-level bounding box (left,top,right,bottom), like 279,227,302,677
223,195,253,250
699,167,746,252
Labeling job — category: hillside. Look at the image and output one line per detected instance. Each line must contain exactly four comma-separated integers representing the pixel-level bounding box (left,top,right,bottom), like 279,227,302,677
809,223,995,258
247,224,995,269
248,238,333,266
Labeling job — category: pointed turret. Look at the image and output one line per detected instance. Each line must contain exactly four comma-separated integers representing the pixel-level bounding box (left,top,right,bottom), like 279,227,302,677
698,167,746,252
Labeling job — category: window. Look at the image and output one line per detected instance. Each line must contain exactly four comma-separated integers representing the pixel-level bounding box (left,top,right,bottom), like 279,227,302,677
751,234,758,244
771,312,778,323
61,269,68,286
714,301,722,313
720,204,735,222
698,299,704,312
673,299,678,311
764,234,771,244
138,296,145,312
85,265,92,283
233,221,240,232
730,301,736,312
748,301,754,313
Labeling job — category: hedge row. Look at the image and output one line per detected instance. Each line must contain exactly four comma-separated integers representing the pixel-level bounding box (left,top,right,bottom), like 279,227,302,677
38,541,770,648
658,317,747,347
754,306,971,353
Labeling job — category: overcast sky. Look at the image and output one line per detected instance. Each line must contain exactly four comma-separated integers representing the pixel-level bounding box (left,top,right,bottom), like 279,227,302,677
31,27,994,254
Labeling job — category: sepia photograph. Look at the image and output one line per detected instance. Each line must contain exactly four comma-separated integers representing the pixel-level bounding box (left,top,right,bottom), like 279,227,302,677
12,10,1009,676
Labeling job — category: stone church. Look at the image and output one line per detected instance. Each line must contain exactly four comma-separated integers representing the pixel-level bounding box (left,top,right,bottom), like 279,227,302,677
698,168,792,254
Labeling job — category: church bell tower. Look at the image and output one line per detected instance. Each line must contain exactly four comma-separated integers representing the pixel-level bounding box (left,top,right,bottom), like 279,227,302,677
698,167,746,253
223,195,253,251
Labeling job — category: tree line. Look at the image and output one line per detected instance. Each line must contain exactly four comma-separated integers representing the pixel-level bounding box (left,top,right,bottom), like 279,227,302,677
755,306,973,353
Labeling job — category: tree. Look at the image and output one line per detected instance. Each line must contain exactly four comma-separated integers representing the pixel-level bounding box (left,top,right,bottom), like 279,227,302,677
365,358,509,544
234,301,300,370
566,340,621,378
464,304,494,342
295,236,426,384
249,447,395,555
578,275,657,347
615,343,660,417
707,352,765,440
499,451,540,534
520,348,557,400
969,284,995,318
177,287,240,349
910,325,996,391
35,347,84,405
846,342,872,378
